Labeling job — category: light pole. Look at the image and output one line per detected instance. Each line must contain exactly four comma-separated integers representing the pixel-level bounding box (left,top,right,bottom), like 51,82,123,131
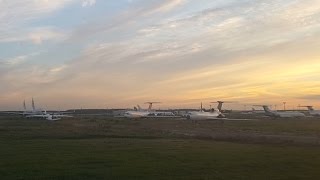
283,102,286,111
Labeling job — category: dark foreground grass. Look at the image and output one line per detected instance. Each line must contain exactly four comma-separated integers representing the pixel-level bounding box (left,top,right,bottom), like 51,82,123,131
1,116,320,179
1,138,320,180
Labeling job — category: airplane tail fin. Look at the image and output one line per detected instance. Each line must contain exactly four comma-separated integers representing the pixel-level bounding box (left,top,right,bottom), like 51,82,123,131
211,101,235,112
23,100,27,111
306,106,314,111
253,105,272,113
134,106,138,111
137,105,142,111
145,102,160,112
262,105,272,113
308,106,315,111
299,106,314,111
32,98,35,111
217,101,223,112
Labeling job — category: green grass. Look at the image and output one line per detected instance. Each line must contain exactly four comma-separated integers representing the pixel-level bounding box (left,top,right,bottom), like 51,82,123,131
1,138,320,180
1,116,320,179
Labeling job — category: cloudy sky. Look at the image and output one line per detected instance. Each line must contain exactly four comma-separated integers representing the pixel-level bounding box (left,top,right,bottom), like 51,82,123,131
1,0,320,110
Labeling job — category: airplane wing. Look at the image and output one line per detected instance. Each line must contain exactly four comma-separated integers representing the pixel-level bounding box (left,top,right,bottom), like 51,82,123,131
52,114,73,118
0,111,24,115
223,118,258,121
46,111,74,115
205,117,258,121
26,114,47,118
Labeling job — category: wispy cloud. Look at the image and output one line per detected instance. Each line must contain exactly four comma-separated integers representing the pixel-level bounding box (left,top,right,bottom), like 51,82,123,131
146,0,185,15
0,0,74,44
0,0,75,27
0,27,67,44
1,55,29,66
1,0,320,109
67,0,186,42
0,52,41,67
82,0,96,7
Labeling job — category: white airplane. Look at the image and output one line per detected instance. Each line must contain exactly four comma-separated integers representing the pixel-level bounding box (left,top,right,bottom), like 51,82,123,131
2,98,46,116
26,112,72,121
124,102,159,118
144,102,176,117
186,102,224,120
123,102,176,118
251,108,265,114
14,98,72,120
210,101,234,112
299,106,320,116
1,98,73,121
187,102,257,121
123,110,151,118
25,98,43,114
254,105,305,118
47,115,61,121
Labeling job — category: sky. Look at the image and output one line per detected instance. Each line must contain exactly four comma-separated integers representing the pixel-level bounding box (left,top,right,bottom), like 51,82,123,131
1,0,320,110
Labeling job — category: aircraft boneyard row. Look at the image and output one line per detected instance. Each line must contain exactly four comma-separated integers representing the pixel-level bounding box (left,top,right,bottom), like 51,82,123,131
3,99,320,121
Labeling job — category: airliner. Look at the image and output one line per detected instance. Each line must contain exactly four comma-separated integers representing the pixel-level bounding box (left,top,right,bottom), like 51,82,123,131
186,101,254,121
2,98,46,116
251,108,265,114
123,102,156,118
210,101,234,112
19,98,43,116
186,102,224,120
299,106,320,116
3,98,73,121
124,102,176,118
26,112,72,121
255,105,305,118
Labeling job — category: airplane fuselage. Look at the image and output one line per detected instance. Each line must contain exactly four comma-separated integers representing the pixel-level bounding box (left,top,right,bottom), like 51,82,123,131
124,111,151,118
309,111,320,116
187,111,223,120
266,111,305,118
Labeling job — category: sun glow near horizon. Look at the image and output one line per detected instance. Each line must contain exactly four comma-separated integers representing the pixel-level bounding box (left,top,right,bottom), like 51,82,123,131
1,0,320,110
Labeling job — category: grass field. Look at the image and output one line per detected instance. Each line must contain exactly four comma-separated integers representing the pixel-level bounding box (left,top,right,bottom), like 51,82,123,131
1,115,320,179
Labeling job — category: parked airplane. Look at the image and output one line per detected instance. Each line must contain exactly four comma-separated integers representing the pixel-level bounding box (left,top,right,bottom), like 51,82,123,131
124,102,175,118
210,101,234,112
124,102,158,118
47,115,62,121
134,102,160,112
299,106,320,116
3,98,73,121
26,112,72,121
123,109,151,118
186,102,253,121
25,98,40,113
254,105,305,118
251,108,265,114
186,102,224,120
2,98,46,116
